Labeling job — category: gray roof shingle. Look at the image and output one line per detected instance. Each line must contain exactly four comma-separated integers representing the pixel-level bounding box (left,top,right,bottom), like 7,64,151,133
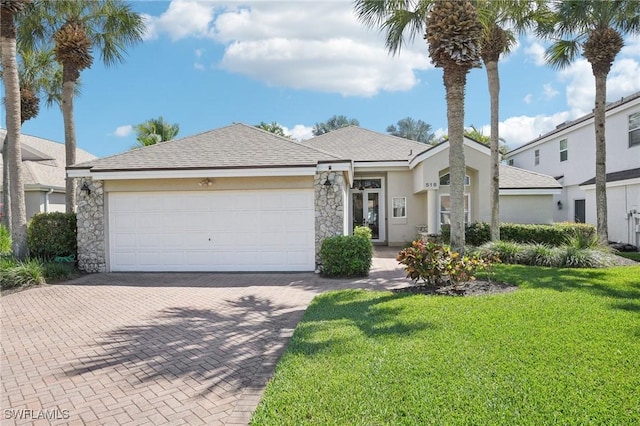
499,165,562,189
300,126,430,162
580,167,640,186
72,123,342,171
0,129,96,189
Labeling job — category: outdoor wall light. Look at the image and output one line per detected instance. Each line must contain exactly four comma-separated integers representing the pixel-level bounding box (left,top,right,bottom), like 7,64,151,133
80,182,91,195
323,177,332,187
557,200,563,210
199,178,213,187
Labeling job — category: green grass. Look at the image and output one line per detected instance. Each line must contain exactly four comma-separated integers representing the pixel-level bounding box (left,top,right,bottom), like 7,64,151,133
618,252,640,262
252,265,640,425
0,258,76,290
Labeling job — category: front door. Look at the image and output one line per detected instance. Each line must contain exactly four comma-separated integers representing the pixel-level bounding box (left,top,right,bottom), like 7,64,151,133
350,178,385,242
574,199,586,223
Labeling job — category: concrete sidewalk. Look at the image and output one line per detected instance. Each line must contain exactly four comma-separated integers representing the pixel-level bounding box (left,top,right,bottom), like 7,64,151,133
1,248,408,425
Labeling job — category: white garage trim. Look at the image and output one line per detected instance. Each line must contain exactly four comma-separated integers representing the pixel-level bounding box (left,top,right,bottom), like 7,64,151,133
108,189,315,272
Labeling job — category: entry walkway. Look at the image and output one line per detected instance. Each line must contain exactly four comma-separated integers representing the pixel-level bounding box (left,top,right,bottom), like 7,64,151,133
1,248,408,425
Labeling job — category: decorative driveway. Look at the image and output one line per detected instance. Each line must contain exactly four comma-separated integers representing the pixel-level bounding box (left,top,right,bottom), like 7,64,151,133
1,249,408,425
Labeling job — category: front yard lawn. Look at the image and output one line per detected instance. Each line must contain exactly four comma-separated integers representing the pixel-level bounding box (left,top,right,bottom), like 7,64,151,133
252,265,640,425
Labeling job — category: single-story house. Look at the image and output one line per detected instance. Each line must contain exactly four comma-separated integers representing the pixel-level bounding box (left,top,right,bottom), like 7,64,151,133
0,129,96,220
68,124,561,273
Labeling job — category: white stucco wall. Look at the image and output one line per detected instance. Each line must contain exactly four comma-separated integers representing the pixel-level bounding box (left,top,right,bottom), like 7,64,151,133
499,195,555,224
584,182,640,245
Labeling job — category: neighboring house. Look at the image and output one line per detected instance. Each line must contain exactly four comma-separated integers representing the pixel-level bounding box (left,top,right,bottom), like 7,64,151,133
505,91,640,247
69,124,560,273
0,129,96,220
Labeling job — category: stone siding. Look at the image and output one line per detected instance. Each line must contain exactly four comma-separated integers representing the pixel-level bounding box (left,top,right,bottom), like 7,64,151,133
314,171,345,266
76,178,106,272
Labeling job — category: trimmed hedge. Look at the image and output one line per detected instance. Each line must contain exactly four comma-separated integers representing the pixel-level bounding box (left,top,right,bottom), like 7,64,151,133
320,234,372,277
27,212,77,261
441,222,596,247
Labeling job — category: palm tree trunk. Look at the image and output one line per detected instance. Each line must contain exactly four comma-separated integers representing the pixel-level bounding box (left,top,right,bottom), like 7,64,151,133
2,134,12,231
594,72,608,245
0,8,28,259
444,68,467,252
486,59,500,241
61,66,77,213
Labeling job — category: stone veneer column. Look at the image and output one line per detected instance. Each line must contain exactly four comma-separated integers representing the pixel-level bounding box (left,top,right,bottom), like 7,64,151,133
76,178,106,272
314,170,345,267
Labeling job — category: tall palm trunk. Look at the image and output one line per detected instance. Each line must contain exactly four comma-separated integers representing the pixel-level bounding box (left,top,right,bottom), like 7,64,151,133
486,59,500,241
61,66,77,212
0,5,28,258
2,134,12,230
593,72,608,245
444,69,467,252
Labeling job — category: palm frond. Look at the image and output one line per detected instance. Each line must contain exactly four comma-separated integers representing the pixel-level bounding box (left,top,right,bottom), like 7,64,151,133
544,39,581,70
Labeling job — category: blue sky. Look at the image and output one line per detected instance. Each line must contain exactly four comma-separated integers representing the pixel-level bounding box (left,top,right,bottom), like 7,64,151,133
7,0,640,158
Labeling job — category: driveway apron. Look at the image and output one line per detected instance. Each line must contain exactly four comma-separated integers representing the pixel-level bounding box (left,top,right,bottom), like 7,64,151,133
1,248,408,425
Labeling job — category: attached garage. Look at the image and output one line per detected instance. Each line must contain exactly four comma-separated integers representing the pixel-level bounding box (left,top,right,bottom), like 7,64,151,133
108,189,315,272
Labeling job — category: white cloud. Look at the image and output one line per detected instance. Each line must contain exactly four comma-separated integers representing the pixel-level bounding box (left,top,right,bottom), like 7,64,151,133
113,125,133,137
194,62,205,71
142,0,432,97
500,112,571,148
195,48,204,58
284,124,314,141
523,94,533,104
524,41,546,66
542,83,559,100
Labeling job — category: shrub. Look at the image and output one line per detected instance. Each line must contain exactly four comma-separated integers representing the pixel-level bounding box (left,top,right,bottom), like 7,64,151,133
42,261,76,282
0,258,45,289
519,243,564,267
396,240,496,287
320,235,372,277
27,212,77,261
562,247,616,268
353,225,372,241
0,224,11,256
480,241,525,264
564,231,603,250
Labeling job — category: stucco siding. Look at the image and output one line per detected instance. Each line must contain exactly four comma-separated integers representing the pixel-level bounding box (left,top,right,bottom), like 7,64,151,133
585,182,640,245
386,170,427,245
500,195,554,224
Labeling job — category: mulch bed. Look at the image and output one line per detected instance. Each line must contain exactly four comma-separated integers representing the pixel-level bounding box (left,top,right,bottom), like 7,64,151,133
393,280,518,297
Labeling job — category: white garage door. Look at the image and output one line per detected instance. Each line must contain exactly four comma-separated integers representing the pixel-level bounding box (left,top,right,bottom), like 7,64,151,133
108,189,315,272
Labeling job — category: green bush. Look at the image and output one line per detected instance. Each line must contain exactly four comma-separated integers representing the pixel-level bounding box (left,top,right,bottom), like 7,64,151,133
479,241,617,268
320,235,372,277
519,243,564,267
353,225,373,241
0,224,11,256
0,258,45,289
441,222,597,247
42,261,76,282
27,212,77,261
396,240,497,287
479,241,524,264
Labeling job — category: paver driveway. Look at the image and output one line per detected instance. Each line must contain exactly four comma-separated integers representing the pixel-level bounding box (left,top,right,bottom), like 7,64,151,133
1,249,409,425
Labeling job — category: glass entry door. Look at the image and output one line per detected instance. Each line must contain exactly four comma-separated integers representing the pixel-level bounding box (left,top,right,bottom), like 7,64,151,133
350,179,385,242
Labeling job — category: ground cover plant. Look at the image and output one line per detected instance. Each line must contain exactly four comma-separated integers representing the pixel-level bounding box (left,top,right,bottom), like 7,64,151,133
251,264,640,425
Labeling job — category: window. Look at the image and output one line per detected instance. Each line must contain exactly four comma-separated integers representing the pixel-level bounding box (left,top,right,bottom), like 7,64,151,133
439,173,470,186
392,197,407,218
352,178,381,190
534,149,540,165
507,159,514,166
630,112,640,147
560,139,568,162
440,194,470,226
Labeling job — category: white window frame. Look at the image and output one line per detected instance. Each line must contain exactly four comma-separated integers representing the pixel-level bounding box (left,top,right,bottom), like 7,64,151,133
439,193,470,226
439,173,471,186
392,197,407,218
630,112,640,147
560,139,568,162
534,149,540,166
507,159,514,166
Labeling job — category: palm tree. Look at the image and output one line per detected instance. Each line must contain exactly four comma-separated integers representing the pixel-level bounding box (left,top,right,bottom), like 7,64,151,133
386,117,435,143
19,0,145,212
542,0,640,245
133,116,180,148
255,121,289,138
355,0,482,251
1,0,30,258
1,47,66,230
312,115,359,136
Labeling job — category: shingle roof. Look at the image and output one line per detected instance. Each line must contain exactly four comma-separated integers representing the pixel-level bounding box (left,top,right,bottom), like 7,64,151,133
72,123,342,170
0,129,96,190
499,165,562,189
300,126,430,162
580,167,640,186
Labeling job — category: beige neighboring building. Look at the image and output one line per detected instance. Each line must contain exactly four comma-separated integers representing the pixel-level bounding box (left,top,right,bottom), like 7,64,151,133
69,124,561,273
0,129,97,219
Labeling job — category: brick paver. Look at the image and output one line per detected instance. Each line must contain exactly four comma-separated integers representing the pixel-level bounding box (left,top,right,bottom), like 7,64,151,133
1,248,408,425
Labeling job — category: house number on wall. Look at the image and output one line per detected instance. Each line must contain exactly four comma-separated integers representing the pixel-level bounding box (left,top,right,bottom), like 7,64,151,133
425,182,439,189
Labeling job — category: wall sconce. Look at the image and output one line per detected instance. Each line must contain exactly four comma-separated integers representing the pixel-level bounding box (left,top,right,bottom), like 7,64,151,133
557,200,563,210
323,177,332,187
80,182,91,195
199,178,213,187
